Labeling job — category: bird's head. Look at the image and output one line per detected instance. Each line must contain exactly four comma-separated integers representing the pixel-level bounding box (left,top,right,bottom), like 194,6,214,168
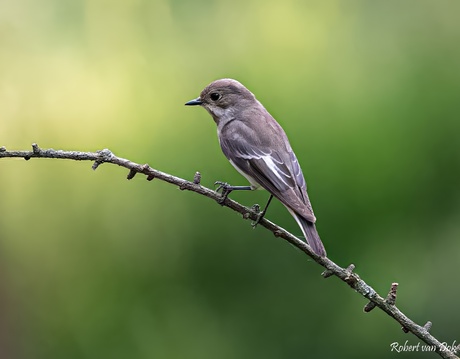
185,78,256,124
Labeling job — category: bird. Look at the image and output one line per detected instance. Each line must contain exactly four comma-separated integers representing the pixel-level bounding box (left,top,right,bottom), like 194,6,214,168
185,78,326,257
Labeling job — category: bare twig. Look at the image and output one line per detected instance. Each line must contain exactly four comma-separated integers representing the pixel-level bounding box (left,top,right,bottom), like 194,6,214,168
0,144,457,359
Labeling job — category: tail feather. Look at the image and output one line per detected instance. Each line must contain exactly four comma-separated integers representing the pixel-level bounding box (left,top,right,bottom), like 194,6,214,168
293,213,327,257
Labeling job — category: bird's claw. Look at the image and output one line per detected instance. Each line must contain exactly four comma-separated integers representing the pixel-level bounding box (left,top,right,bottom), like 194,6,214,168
250,204,263,228
214,181,232,204
214,181,229,193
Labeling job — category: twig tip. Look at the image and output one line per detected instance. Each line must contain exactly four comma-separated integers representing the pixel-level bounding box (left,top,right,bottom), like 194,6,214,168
92,161,101,170
321,269,334,278
401,326,410,333
31,143,40,154
345,264,355,273
193,171,201,184
127,169,137,180
363,301,377,312
385,282,399,306
423,321,432,332
344,263,356,280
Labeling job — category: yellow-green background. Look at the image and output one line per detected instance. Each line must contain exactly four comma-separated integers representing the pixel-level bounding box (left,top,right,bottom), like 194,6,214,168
1,1,459,358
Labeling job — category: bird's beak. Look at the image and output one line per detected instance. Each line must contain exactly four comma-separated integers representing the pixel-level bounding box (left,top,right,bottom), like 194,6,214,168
185,97,202,106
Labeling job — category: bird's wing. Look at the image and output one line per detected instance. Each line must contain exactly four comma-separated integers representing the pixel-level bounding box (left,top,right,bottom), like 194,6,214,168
220,129,316,223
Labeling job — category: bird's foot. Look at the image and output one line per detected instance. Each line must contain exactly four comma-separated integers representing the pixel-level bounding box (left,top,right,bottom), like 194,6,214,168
251,194,273,228
251,203,268,228
214,181,233,204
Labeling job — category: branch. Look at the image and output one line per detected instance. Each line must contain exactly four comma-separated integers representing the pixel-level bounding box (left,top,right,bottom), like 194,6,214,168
1,144,458,359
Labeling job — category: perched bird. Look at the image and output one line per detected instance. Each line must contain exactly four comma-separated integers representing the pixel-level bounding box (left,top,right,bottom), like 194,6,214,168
185,79,326,257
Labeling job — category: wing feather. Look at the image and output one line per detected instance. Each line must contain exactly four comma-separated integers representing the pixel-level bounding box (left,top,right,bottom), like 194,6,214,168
219,121,316,223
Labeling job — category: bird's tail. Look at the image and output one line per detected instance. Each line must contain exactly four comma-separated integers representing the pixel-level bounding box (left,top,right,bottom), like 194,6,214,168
292,213,327,257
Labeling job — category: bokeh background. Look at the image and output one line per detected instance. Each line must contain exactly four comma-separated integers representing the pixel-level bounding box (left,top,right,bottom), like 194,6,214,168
1,1,459,358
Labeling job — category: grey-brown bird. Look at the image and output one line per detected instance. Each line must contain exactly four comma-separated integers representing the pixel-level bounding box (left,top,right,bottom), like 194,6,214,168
185,79,326,257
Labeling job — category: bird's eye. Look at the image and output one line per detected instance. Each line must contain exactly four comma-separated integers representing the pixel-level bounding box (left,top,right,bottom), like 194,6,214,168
210,93,221,101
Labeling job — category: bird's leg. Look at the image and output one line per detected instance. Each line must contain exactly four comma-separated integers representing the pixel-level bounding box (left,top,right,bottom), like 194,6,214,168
251,194,274,228
214,181,252,204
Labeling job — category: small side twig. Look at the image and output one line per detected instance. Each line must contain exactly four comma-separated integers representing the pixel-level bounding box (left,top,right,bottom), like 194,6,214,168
385,283,399,306
364,301,377,313
424,321,433,332
193,171,202,185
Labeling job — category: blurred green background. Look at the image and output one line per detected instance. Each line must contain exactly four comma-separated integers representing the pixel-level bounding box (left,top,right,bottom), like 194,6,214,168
1,1,459,358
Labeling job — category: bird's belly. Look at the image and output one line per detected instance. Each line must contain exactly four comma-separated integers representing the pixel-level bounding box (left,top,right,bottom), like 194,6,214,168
228,159,262,190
